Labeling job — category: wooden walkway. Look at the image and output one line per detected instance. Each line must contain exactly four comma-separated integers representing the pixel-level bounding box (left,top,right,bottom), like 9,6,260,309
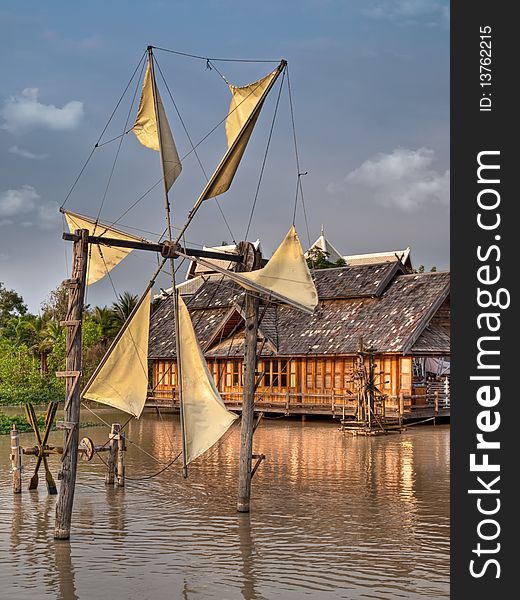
144,395,450,421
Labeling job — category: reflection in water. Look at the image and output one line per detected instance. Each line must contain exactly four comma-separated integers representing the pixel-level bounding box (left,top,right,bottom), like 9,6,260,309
55,541,78,600
238,513,262,600
0,414,449,599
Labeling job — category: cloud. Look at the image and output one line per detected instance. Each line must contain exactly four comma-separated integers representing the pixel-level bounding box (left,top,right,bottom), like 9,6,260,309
8,145,49,160
0,185,39,218
328,147,449,211
0,185,61,228
1,88,84,133
364,1,449,27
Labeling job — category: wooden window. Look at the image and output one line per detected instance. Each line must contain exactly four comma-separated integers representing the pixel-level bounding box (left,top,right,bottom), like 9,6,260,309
400,357,412,392
316,360,323,389
306,359,314,389
263,359,289,388
290,361,297,388
226,360,242,387
383,358,392,391
325,359,333,388
334,360,343,390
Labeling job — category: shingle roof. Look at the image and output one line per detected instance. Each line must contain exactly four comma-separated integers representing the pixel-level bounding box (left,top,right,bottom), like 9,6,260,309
148,265,450,359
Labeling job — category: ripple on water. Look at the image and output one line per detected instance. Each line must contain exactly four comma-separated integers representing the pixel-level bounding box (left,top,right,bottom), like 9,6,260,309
0,414,449,599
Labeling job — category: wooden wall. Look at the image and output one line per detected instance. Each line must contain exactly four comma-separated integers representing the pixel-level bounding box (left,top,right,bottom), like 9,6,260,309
151,354,415,409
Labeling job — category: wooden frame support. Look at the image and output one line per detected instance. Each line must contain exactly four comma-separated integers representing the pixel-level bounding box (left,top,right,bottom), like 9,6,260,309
54,229,88,540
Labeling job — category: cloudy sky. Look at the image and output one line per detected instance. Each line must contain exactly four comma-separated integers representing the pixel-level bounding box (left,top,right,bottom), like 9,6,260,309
0,0,449,313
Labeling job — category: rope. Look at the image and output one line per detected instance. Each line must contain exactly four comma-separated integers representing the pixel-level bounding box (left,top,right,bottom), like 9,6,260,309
151,46,279,63
154,57,236,244
286,67,311,248
95,57,146,224
244,69,285,240
60,51,147,209
125,452,182,481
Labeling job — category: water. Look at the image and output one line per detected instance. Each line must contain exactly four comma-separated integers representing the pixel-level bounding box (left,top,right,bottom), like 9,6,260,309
0,411,449,599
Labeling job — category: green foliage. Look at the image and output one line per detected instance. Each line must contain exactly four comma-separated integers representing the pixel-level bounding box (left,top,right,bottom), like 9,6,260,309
0,336,63,405
413,265,438,273
0,283,137,406
306,248,346,270
0,282,27,327
0,412,46,434
111,292,138,328
41,283,69,321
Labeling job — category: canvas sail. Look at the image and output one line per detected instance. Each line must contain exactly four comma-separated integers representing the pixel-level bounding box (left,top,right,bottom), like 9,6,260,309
180,226,318,314
82,292,151,418
198,64,283,202
238,226,318,313
133,61,182,191
64,210,146,286
177,295,238,464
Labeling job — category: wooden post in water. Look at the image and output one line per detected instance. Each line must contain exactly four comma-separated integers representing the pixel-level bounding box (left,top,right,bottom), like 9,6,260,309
116,429,126,487
11,425,22,494
54,228,88,540
237,243,262,513
105,424,119,485
237,290,260,512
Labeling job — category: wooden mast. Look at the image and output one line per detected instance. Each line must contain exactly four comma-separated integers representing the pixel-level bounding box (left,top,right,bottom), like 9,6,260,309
54,228,88,540
147,46,188,477
236,243,263,512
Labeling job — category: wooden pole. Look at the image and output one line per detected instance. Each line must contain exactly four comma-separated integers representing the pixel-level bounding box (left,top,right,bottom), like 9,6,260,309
105,424,119,485
116,430,126,487
147,46,188,478
237,290,260,513
54,228,88,540
11,425,22,494
237,242,262,513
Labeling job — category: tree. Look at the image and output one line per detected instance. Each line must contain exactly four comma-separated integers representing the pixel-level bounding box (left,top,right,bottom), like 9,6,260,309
0,282,27,327
25,316,54,375
413,265,438,273
41,283,69,321
306,248,346,270
0,316,33,346
111,292,138,328
92,306,119,345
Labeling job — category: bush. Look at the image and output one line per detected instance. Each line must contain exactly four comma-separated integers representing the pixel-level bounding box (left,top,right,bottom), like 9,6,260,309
0,384,62,406
0,412,46,435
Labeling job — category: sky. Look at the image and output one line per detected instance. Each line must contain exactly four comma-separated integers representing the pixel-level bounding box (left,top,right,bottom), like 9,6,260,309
0,0,449,313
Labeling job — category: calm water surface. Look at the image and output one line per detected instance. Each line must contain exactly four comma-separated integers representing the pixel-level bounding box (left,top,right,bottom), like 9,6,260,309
0,411,449,599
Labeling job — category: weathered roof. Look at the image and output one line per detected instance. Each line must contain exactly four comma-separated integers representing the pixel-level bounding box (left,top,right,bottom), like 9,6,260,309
149,264,450,359
343,247,412,269
314,262,402,298
411,297,450,354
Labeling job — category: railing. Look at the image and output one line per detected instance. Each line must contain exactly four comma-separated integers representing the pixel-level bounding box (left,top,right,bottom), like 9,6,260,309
146,389,450,415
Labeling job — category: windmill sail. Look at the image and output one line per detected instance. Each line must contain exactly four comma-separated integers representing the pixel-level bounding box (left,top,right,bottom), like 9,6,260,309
133,60,182,191
63,210,147,285
180,226,318,314
82,291,151,418
238,226,318,313
178,295,238,464
197,62,284,202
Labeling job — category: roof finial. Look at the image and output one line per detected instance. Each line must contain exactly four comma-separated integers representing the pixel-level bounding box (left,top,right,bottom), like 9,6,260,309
320,224,325,236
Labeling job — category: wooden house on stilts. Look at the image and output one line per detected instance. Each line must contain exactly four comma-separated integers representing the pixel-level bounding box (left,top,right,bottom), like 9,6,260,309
147,258,450,422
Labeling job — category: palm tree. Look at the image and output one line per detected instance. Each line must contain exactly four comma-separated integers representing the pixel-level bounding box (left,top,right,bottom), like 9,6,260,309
0,316,34,346
92,306,118,345
111,292,138,330
25,316,53,375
